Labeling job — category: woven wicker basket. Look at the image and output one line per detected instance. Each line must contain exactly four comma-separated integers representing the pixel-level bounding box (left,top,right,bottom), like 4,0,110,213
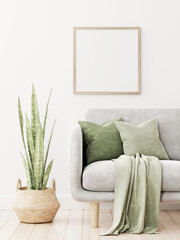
13,179,60,223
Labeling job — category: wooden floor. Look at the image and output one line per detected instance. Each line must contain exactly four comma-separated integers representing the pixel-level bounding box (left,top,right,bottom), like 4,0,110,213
0,209,180,240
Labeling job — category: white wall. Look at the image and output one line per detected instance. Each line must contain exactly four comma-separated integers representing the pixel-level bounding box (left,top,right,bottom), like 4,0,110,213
1,0,180,208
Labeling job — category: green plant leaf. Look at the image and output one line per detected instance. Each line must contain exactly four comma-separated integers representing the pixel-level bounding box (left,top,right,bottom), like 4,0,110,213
43,89,52,139
20,152,32,189
42,159,54,190
25,114,35,172
18,98,34,188
34,123,44,190
18,97,24,144
19,85,55,190
42,119,56,180
18,98,28,155
31,84,40,147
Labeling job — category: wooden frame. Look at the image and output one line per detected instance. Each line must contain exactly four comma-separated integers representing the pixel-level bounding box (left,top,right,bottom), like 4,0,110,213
73,27,141,95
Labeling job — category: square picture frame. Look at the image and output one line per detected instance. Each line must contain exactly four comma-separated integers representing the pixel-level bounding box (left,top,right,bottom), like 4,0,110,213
73,27,141,95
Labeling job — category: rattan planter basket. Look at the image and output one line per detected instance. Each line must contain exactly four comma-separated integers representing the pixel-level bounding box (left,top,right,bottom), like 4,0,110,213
13,179,60,223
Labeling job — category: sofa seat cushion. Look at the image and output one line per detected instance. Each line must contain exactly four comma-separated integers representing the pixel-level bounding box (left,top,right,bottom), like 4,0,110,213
82,160,180,192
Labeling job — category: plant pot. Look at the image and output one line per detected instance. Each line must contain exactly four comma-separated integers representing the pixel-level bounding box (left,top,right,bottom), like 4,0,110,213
13,179,60,223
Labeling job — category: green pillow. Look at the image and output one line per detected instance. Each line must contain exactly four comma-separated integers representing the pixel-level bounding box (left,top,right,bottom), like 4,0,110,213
114,118,169,160
78,119,123,165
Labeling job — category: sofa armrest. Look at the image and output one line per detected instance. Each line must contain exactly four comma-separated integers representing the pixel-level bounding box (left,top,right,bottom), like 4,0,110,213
68,124,114,202
68,124,84,200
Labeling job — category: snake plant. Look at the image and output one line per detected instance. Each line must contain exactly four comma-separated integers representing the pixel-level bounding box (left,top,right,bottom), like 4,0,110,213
18,85,56,190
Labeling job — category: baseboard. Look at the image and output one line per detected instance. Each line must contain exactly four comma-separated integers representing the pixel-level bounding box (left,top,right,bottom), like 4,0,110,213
0,194,113,209
1,195,180,209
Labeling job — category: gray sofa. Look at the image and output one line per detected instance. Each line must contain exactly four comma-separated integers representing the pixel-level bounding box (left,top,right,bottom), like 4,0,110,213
69,109,180,227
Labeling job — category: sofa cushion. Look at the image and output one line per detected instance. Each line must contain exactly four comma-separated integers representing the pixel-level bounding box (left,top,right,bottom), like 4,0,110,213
85,109,180,160
78,119,123,165
115,119,169,160
82,160,180,192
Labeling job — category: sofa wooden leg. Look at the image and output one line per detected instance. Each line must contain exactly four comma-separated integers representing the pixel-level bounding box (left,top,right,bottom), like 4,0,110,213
90,202,99,228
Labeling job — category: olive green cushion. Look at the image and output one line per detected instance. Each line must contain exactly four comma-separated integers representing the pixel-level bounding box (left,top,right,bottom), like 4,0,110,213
78,119,123,165
115,118,169,160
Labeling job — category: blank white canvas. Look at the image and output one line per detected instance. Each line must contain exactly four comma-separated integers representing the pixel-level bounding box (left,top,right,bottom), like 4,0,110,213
76,29,138,92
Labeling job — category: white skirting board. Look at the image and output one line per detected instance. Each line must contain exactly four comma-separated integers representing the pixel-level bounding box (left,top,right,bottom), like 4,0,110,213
1,195,180,209
0,195,113,209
